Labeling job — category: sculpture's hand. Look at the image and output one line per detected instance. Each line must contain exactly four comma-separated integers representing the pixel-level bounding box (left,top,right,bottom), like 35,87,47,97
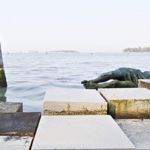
81,80,98,89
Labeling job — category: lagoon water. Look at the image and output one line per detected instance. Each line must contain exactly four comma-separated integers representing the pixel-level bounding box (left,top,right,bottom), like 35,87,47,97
2,52,150,112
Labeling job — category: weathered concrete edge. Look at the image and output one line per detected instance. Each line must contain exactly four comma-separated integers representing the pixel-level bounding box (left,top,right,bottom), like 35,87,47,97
44,110,107,115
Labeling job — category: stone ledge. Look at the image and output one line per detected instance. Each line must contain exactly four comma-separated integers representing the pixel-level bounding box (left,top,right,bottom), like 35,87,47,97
99,88,150,119
43,88,107,115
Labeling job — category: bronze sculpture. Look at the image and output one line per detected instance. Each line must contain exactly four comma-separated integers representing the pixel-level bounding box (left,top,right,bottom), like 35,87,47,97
81,67,150,89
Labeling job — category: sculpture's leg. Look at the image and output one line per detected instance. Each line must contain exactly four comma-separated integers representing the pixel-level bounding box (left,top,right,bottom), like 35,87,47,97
81,71,115,86
83,80,137,89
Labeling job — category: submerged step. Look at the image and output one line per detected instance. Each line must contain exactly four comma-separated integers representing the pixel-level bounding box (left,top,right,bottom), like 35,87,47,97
32,115,135,150
138,79,150,89
0,102,23,113
0,112,41,136
0,136,32,150
43,88,107,115
99,88,150,118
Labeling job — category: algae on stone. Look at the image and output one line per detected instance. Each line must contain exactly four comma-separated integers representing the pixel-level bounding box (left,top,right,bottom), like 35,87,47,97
0,44,7,87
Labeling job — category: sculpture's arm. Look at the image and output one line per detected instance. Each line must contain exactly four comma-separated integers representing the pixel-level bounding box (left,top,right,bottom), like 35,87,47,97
82,80,137,89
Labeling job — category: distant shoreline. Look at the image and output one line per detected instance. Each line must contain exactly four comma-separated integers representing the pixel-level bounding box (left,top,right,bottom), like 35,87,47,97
124,47,150,52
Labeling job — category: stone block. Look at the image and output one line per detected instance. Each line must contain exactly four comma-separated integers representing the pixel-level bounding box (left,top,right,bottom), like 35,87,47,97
0,112,41,136
0,102,23,112
32,115,135,150
116,119,150,150
138,79,150,89
43,88,107,115
99,88,150,118
0,136,32,150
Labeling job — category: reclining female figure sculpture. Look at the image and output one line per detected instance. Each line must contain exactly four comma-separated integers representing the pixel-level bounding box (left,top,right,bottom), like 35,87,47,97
81,67,150,89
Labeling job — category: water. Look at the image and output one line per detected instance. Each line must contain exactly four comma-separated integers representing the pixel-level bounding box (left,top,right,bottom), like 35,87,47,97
2,52,150,112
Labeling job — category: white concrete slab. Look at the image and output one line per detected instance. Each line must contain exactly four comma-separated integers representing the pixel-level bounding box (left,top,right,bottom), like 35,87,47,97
138,79,150,89
99,88,150,118
43,88,107,115
32,115,135,150
116,119,150,150
0,136,32,150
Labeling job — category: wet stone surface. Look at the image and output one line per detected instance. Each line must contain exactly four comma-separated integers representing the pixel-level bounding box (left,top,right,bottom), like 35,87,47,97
0,112,41,136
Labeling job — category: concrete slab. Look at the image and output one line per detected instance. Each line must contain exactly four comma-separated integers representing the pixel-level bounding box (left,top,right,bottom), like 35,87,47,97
138,79,150,89
116,119,150,150
99,88,150,118
0,102,23,112
43,88,107,115
0,112,41,136
0,136,32,150
32,115,135,150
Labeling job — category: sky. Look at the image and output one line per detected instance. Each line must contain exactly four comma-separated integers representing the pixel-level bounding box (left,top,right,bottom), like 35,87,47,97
0,0,150,52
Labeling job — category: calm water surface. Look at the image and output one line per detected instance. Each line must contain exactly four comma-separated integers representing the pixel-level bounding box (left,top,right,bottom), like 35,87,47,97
2,52,150,111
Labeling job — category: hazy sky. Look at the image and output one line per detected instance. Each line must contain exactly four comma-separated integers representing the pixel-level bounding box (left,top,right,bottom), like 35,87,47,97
0,0,150,52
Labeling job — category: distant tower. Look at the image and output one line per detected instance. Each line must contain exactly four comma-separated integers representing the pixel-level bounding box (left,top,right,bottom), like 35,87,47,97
0,44,7,87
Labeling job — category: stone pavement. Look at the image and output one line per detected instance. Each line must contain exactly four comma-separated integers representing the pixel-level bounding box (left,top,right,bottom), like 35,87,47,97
117,119,150,150
32,115,135,150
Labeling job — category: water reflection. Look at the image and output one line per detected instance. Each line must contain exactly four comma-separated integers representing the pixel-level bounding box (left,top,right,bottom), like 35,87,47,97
0,87,7,102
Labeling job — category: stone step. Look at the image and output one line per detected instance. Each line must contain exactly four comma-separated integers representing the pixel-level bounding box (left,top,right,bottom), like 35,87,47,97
0,112,41,136
0,102,23,113
116,119,150,150
43,88,107,115
138,79,150,89
99,88,150,119
31,115,135,150
0,136,32,150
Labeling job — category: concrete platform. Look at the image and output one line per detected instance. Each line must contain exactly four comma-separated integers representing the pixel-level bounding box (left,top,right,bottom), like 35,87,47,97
116,119,150,150
32,115,135,150
0,136,32,150
0,112,41,136
138,79,150,89
43,88,107,115
99,88,150,118
0,102,23,112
